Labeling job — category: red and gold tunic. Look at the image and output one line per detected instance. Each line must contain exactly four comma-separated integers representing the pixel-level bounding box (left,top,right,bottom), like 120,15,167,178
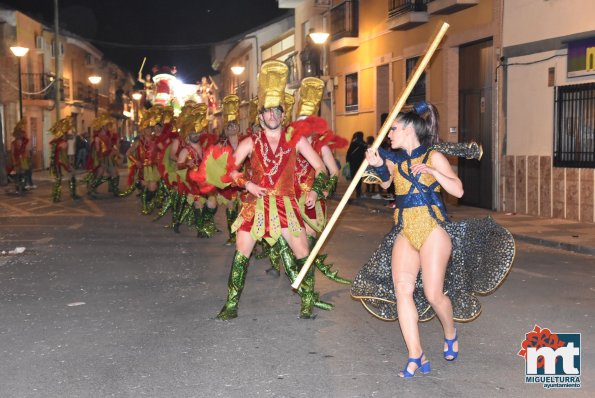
49,136,70,176
141,134,160,182
86,131,109,172
126,139,145,185
216,138,241,205
156,124,180,186
10,137,30,172
232,129,304,245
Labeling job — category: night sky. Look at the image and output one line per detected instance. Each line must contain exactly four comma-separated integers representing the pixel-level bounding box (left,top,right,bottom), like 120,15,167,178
4,0,288,83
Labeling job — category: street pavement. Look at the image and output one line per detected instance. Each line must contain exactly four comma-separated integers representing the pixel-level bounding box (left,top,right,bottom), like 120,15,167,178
0,175,594,397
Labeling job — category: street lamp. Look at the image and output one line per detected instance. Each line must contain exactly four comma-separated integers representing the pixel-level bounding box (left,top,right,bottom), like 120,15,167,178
309,32,330,45
10,46,30,120
231,65,245,75
131,91,142,135
88,75,102,115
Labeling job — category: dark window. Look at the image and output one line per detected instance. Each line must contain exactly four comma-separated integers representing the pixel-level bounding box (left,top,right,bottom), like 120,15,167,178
554,83,595,168
405,56,426,105
345,72,358,113
331,0,358,41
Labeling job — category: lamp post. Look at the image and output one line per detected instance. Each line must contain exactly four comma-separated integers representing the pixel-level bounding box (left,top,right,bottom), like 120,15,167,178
231,65,245,75
10,46,30,120
131,91,142,136
309,31,329,76
88,75,102,115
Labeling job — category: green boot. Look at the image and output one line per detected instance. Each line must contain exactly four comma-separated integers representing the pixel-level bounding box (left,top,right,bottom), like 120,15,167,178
69,176,81,200
264,240,281,276
89,175,107,198
16,173,26,195
118,182,137,198
154,188,175,221
195,207,209,238
140,188,149,213
142,190,156,215
110,175,120,197
225,207,238,245
202,206,218,237
275,237,333,318
52,177,62,202
216,251,250,320
173,199,192,233
307,236,351,285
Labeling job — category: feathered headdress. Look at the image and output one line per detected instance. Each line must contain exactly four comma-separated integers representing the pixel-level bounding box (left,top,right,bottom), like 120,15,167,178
49,116,73,139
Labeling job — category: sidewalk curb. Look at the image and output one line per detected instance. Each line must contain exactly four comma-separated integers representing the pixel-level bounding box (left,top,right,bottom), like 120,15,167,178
511,235,595,256
331,197,595,257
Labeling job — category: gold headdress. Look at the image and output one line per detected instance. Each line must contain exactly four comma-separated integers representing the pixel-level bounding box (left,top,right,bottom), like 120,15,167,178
194,103,208,133
149,104,164,126
249,97,259,126
297,77,325,117
177,102,199,139
282,91,295,127
12,119,26,137
257,60,288,110
49,116,73,139
91,113,115,131
222,95,240,128
162,106,175,125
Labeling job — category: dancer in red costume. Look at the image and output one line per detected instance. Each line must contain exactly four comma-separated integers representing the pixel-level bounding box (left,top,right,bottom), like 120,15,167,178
49,116,80,202
9,120,30,195
216,61,332,320
216,94,243,245
174,108,216,237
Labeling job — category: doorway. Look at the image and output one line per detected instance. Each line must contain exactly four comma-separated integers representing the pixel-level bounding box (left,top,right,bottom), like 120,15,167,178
458,39,493,209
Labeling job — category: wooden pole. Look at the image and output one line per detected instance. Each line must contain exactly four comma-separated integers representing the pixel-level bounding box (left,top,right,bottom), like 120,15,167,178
138,57,147,80
292,22,450,290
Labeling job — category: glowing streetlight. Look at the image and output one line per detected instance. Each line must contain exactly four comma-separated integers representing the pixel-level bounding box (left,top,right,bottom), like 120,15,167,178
10,46,30,119
309,32,330,45
88,75,102,115
231,65,245,75
88,75,102,85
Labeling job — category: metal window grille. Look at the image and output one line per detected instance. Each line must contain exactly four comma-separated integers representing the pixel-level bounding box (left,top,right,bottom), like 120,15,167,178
388,0,427,19
345,72,358,113
405,57,426,105
554,83,595,168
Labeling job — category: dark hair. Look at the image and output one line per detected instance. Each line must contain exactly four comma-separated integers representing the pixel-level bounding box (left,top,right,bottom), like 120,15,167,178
398,101,439,147
366,136,374,145
351,131,364,142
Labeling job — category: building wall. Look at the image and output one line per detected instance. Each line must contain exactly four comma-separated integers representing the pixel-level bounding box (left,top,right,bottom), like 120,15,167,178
502,0,595,222
330,0,500,158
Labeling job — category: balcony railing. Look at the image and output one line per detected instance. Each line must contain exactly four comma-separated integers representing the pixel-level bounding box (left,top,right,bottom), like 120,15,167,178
22,73,50,100
331,0,358,41
235,81,249,102
388,0,427,19
74,81,94,102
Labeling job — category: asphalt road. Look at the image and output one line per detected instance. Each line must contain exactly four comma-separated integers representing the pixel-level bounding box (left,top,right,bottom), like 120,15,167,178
0,187,593,397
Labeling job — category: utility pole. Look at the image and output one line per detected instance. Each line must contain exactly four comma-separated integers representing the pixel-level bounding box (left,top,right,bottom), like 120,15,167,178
54,0,61,121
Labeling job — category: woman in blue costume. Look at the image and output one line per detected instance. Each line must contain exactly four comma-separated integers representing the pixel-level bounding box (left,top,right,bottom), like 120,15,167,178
352,102,514,378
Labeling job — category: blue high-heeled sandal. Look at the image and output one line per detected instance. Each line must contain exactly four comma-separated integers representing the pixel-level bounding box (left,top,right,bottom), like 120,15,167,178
444,329,459,361
399,352,431,378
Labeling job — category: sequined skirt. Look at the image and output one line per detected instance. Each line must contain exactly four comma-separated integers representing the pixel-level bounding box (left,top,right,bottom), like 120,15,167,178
350,217,515,322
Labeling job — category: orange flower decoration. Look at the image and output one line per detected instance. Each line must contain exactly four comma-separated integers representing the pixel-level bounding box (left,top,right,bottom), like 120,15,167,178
518,325,565,369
